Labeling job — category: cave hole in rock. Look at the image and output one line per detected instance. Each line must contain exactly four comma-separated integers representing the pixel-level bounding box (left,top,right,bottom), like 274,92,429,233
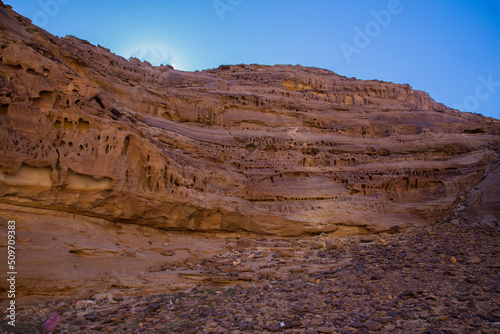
245,143,257,152
0,104,8,115
122,135,130,155
76,118,89,131
63,118,73,130
93,96,105,109
0,62,22,70
26,68,38,75
110,108,122,119
33,90,57,109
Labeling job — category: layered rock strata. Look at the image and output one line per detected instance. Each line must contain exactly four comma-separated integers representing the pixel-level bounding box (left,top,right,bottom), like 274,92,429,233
0,2,499,239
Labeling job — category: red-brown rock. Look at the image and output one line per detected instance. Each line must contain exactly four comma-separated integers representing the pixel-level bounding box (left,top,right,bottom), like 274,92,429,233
0,1,499,298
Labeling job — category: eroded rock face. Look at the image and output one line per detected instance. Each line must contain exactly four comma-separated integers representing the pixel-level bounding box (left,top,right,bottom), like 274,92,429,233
1,2,499,238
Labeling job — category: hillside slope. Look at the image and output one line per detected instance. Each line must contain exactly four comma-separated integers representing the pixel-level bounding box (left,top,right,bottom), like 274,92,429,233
1,2,499,237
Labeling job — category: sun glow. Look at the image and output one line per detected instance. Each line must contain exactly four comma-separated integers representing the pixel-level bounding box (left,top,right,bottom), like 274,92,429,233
119,43,188,70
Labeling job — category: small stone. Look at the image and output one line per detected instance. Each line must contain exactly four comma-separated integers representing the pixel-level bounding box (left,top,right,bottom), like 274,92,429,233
285,320,301,328
450,257,457,263
480,220,497,229
202,309,213,317
376,317,391,324
161,250,175,256
399,291,416,299
153,323,165,330
85,314,99,322
366,321,383,331
325,240,339,250
311,241,324,249
239,321,253,331
360,235,376,243
467,256,482,264
351,322,365,328
183,301,198,307
336,320,349,328
147,302,160,312
76,300,95,308
266,322,281,332
426,328,442,334
206,295,218,302
466,277,479,284
93,292,116,301
317,326,336,333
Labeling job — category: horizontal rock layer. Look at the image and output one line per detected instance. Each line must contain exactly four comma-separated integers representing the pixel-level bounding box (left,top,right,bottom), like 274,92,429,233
0,2,499,237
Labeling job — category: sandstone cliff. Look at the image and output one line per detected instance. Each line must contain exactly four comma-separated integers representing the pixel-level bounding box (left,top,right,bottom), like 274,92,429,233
1,2,499,238
1,2,500,300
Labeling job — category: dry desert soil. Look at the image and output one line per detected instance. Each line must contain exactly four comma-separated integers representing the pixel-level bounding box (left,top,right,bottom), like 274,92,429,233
2,218,499,334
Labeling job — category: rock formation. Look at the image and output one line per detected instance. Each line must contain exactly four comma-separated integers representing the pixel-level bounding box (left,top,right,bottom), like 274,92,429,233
1,3,499,237
0,1,499,298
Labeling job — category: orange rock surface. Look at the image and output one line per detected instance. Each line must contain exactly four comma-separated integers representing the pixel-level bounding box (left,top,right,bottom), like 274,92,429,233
1,3,499,236
0,1,499,297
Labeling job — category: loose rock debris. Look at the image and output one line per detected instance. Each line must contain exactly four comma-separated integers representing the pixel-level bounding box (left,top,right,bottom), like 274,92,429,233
2,220,499,333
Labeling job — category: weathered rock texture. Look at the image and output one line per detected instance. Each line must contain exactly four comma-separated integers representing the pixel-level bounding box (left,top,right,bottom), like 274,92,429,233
1,2,499,238
1,2,500,301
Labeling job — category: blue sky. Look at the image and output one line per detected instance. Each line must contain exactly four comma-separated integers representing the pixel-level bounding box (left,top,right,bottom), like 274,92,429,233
6,0,500,119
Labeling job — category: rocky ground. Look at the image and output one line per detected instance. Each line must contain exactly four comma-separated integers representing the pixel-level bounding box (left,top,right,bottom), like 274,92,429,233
2,219,500,334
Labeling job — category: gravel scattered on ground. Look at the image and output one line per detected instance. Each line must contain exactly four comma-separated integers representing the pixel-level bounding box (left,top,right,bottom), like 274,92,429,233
2,220,499,334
